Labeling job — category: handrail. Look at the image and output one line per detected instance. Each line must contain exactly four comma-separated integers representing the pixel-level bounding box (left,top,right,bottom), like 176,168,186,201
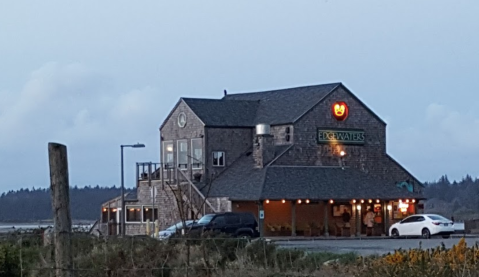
177,169,217,213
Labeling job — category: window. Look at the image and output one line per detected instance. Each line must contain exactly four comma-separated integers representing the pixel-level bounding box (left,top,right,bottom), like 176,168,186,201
191,138,203,169
126,206,142,222
177,140,188,169
212,151,225,167
142,206,158,222
163,141,174,169
226,214,240,225
212,215,226,225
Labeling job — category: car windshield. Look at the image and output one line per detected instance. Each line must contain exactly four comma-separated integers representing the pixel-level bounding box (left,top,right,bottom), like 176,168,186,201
427,215,450,221
197,214,214,224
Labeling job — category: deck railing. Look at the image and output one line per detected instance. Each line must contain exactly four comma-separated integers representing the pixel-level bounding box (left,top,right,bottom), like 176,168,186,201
135,162,217,217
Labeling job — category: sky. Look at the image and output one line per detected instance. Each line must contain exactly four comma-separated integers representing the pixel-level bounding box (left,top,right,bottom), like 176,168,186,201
1,1,478,193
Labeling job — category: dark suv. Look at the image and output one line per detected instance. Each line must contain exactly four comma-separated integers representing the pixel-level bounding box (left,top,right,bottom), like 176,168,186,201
190,212,259,238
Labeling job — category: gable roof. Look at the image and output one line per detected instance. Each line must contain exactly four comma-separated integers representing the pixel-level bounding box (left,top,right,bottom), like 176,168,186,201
224,83,340,125
182,98,259,127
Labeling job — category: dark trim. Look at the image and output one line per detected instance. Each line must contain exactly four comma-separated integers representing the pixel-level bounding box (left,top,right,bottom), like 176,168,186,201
386,154,424,187
292,83,341,123
336,83,387,126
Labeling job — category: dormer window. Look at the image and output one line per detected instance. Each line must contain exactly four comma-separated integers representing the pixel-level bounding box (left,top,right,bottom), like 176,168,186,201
212,151,225,167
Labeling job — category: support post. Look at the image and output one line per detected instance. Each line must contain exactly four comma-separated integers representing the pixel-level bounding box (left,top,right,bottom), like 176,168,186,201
383,201,388,235
258,201,264,237
323,201,329,237
385,201,390,235
48,143,73,277
356,204,361,237
291,201,296,236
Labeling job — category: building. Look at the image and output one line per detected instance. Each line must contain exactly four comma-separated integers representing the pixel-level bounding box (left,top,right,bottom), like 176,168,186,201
100,82,424,237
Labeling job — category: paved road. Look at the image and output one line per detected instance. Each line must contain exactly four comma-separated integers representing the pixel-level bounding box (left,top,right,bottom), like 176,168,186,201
274,237,479,256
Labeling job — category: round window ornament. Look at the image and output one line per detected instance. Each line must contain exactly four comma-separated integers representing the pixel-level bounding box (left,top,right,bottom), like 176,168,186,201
178,112,187,128
332,101,349,121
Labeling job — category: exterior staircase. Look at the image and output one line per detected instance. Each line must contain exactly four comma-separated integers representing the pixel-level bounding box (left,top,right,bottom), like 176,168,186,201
137,162,217,220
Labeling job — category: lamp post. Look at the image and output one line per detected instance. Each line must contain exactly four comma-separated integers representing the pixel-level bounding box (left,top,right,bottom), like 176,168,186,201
120,143,145,237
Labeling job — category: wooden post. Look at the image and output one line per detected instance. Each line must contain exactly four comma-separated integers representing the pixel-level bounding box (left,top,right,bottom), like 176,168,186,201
323,201,329,237
291,201,296,236
48,143,73,277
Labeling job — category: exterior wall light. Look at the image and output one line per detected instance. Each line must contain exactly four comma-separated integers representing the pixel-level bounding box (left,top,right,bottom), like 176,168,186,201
368,199,372,203
406,199,410,203
329,199,334,204
387,205,392,211
112,209,117,212
282,199,286,204
306,199,310,204
399,199,402,203
376,199,380,203
297,199,302,204
102,208,107,212
265,199,270,204
412,199,416,203
340,150,346,157
360,199,364,203
352,199,356,203
356,205,362,211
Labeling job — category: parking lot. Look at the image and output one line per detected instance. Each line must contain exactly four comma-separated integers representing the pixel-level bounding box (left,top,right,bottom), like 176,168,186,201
274,236,479,256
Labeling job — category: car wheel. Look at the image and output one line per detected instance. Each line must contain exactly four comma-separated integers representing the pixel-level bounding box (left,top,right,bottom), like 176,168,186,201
391,229,399,238
238,233,252,240
421,228,431,239
442,235,450,239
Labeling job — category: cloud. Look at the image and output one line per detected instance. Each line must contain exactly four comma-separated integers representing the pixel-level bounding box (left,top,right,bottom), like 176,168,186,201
0,62,162,148
0,62,164,191
389,103,479,182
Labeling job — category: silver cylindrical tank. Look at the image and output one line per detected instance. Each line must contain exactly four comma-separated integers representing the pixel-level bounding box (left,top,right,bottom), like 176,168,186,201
256,123,270,135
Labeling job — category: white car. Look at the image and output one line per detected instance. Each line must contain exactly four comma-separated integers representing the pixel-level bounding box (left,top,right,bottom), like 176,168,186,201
389,214,455,239
158,220,194,240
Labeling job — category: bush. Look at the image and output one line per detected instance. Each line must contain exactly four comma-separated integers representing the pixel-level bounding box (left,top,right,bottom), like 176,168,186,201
0,243,21,277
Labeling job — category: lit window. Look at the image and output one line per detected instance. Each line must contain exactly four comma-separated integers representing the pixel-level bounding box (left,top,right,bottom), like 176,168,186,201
177,140,188,170
125,206,141,222
162,141,174,169
191,138,203,169
142,206,158,222
212,151,225,167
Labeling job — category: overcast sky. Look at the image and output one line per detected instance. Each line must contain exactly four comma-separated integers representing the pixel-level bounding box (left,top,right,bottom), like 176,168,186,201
1,1,478,193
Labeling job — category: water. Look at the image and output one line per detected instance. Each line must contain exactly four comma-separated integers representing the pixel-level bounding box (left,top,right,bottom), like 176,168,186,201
0,222,95,233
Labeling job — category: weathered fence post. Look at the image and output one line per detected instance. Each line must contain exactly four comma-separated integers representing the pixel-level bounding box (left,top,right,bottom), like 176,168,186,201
48,142,73,277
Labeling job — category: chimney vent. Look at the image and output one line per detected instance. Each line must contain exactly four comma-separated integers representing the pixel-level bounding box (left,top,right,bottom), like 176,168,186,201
256,123,270,135
224,89,227,96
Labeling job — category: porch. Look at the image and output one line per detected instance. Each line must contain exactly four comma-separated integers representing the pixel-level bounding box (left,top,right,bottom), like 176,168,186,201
233,198,421,237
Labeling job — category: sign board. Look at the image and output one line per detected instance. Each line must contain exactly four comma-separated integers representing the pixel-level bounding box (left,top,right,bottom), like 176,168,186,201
259,210,264,219
317,129,365,145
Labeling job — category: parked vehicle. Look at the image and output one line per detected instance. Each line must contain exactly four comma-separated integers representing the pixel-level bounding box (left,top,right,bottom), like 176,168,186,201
158,220,194,240
189,212,259,238
389,214,455,239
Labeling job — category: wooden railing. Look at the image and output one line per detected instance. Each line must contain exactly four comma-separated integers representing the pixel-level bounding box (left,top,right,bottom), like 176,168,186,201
177,169,216,216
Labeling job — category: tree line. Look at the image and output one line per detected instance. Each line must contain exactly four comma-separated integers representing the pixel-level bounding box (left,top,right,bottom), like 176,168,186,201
0,186,129,222
423,175,479,219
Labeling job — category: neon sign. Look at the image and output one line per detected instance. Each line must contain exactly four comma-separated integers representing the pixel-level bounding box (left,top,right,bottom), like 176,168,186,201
332,102,349,121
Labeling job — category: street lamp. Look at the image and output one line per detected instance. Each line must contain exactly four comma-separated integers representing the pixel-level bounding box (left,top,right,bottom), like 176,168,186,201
120,143,145,236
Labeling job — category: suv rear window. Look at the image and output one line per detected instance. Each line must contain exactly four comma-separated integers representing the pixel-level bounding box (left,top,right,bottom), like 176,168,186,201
240,213,255,224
